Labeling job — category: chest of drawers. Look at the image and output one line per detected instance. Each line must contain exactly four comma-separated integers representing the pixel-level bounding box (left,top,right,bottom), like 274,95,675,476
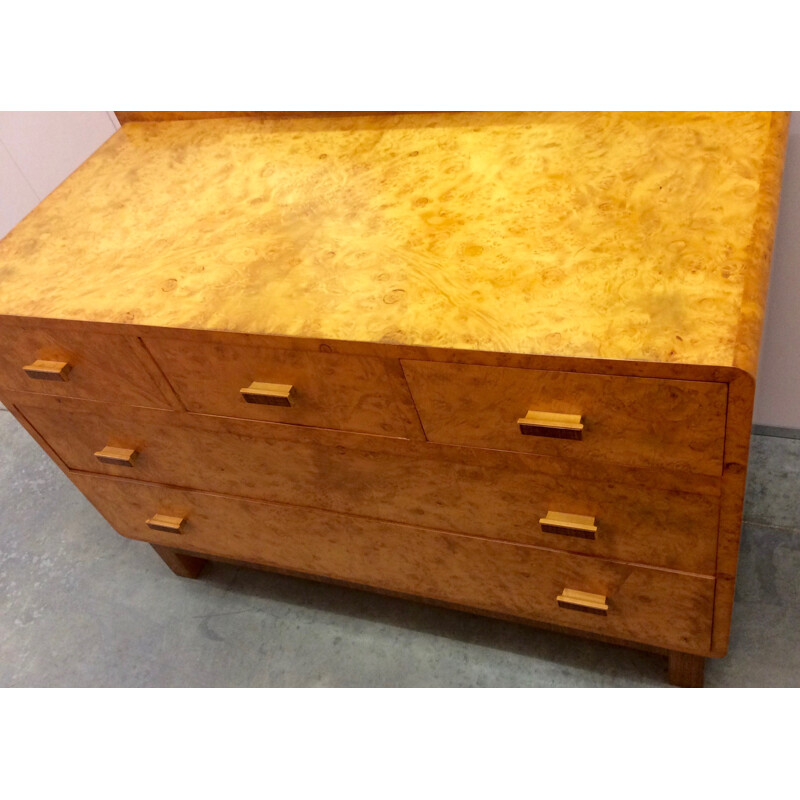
0,111,788,686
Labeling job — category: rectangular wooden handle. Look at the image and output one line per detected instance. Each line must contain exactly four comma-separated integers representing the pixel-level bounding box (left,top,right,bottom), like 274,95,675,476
518,410,583,440
557,588,608,616
240,381,295,406
22,360,72,381
540,511,597,540
94,445,138,467
146,514,186,534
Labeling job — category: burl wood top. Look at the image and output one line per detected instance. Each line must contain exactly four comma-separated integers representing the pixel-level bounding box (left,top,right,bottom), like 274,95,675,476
0,112,788,369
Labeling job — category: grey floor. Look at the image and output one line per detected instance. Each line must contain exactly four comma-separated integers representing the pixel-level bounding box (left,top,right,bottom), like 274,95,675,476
2,404,799,687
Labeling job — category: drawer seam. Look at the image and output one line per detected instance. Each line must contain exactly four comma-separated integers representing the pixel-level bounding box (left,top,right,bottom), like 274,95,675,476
70,469,717,580
135,337,186,411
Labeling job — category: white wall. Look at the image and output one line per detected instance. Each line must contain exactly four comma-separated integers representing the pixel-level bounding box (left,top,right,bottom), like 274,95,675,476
0,111,118,238
0,111,797,428
753,114,800,428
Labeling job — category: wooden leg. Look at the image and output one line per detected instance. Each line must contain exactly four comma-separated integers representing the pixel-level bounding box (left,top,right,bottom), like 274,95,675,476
151,545,207,579
667,651,705,687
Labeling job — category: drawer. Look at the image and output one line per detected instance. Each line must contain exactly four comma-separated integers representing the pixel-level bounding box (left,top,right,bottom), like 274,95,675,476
20,398,719,573
0,321,174,409
144,336,418,438
402,360,728,475
72,474,716,653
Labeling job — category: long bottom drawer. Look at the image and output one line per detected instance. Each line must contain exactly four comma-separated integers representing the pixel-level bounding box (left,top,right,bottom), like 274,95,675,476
72,474,715,653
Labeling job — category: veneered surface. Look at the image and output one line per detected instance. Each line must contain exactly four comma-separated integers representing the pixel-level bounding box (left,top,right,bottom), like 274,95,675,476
402,359,728,474
0,112,788,367
16,396,720,573
143,334,423,438
0,322,176,409
71,472,716,652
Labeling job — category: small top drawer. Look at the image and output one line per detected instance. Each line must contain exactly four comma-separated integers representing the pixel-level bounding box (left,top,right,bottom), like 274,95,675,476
0,322,175,409
144,336,419,438
402,361,728,475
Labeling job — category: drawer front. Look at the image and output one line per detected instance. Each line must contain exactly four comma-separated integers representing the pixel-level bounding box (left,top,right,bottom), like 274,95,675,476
144,336,418,438
0,322,173,409
21,399,718,573
402,361,728,475
73,474,715,652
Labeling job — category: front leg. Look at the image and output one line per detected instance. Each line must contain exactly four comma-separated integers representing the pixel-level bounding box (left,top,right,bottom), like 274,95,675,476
151,544,207,579
667,651,705,687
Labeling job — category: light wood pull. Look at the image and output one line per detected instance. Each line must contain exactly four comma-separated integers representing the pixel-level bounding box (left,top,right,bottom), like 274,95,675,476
240,381,295,406
557,588,608,616
22,360,72,382
146,514,186,534
517,410,583,440
540,511,597,540
94,445,138,467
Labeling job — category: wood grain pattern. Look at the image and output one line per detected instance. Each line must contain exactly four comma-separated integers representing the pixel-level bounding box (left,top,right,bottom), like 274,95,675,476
161,546,711,662
711,368,757,655
144,335,421,438
14,395,720,574
402,360,728,474
70,473,716,653
0,112,787,368
0,314,744,383
0,320,176,410
6,390,720,495
667,651,705,688
732,111,791,376
0,110,787,676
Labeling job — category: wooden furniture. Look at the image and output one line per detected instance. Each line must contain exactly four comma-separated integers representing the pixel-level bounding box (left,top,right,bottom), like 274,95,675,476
0,111,789,687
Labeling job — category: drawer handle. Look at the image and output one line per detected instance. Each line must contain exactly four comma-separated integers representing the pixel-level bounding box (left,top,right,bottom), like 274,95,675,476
94,445,139,467
540,511,597,540
146,514,186,534
22,359,72,382
240,381,295,407
557,588,608,616
518,410,583,440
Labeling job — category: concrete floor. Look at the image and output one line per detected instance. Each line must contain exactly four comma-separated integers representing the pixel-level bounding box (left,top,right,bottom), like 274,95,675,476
2,405,799,687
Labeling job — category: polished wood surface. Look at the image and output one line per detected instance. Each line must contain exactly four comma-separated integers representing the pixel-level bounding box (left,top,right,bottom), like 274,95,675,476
71,473,716,652
518,410,584,440
94,445,138,467
710,369,757,654
146,513,186,534
540,511,598,540
144,335,422,438
402,360,728,474
0,112,787,369
0,320,176,409
8,388,720,495
15,394,720,574
22,359,71,381
556,588,609,616
0,110,787,683
240,382,295,406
